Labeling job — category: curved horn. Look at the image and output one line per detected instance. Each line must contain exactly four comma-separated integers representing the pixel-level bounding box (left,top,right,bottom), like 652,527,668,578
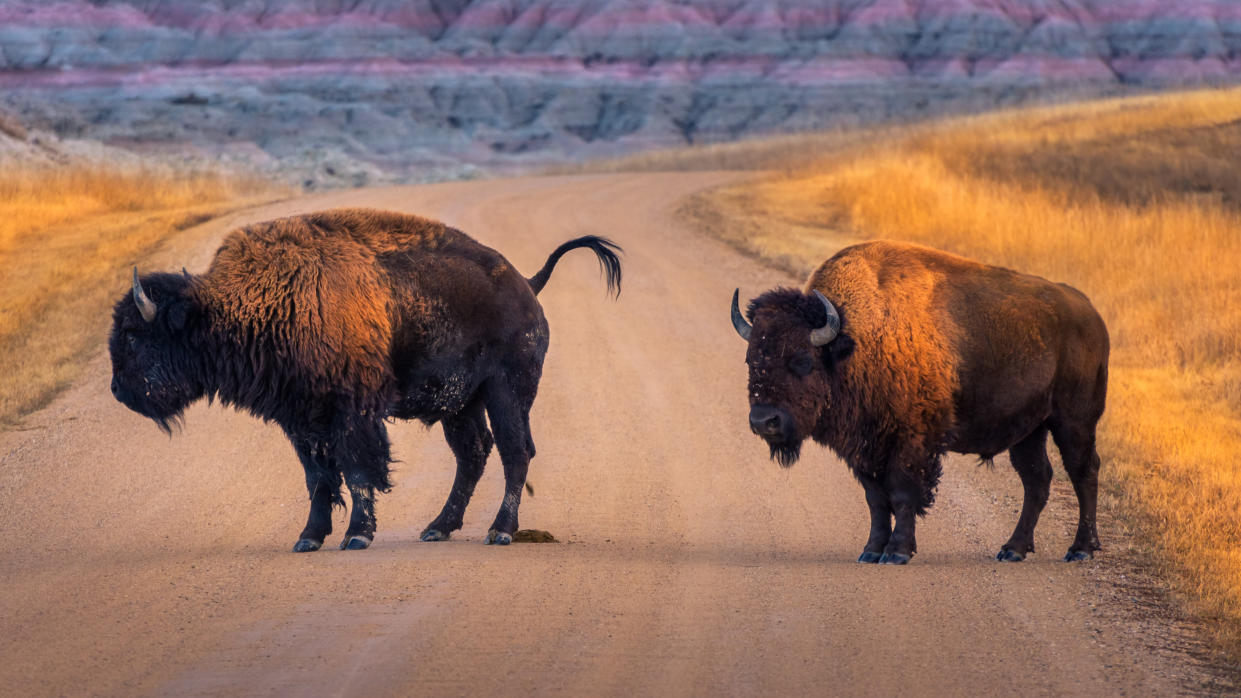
809,289,840,346
731,288,752,341
132,267,157,323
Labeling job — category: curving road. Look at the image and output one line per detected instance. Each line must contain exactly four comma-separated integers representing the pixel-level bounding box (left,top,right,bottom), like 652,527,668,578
0,174,1206,696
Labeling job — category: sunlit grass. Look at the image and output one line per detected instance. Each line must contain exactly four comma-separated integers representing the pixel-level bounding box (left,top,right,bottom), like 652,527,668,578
684,86,1241,653
0,164,284,426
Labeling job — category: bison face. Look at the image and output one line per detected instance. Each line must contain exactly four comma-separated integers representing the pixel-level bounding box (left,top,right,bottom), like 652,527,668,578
109,270,205,432
731,288,854,467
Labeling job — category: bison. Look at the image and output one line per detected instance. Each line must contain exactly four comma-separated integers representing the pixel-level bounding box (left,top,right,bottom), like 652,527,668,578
110,208,621,552
731,240,1109,564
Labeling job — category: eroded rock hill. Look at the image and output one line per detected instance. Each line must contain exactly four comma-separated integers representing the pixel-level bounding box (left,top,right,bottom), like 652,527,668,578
2,1,1238,187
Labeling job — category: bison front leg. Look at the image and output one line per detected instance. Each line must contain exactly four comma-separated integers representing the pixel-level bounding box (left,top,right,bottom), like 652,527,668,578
881,492,918,565
481,379,533,546
421,397,493,542
876,450,943,565
335,415,394,551
341,479,377,550
880,465,934,565
288,435,343,553
857,475,892,564
297,478,338,552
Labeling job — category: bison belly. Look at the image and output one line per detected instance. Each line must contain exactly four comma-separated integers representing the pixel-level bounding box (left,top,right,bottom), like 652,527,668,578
392,361,482,423
948,334,1058,458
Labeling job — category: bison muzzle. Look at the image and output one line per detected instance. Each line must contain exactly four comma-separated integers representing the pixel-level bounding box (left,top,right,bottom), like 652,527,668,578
110,208,622,552
732,241,1109,565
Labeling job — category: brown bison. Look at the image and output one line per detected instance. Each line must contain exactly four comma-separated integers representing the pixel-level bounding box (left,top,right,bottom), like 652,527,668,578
110,208,621,552
731,241,1109,564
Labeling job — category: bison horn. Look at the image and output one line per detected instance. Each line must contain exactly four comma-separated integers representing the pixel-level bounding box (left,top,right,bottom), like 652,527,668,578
132,267,157,323
809,290,840,346
731,289,752,341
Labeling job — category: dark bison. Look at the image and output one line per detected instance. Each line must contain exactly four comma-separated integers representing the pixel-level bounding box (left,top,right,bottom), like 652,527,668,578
731,240,1108,564
110,208,621,551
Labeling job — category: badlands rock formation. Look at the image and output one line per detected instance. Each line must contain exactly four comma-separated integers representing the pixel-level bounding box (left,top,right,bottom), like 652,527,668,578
1,1,1238,187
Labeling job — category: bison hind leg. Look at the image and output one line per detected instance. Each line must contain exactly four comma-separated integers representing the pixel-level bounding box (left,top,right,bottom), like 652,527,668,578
421,397,493,542
481,375,538,545
997,426,1053,562
1050,418,1103,562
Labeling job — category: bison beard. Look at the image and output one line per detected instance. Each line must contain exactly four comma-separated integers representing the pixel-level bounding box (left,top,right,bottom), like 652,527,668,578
769,441,802,468
109,208,622,552
733,241,1109,566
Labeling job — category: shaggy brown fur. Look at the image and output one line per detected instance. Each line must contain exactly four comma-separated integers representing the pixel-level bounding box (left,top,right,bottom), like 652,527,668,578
195,210,422,405
737,240,1109,565
110,207,622,552
804,242,963,472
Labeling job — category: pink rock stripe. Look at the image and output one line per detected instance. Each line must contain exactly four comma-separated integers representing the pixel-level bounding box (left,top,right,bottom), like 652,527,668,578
2,0,1240,34
0,53,1219,90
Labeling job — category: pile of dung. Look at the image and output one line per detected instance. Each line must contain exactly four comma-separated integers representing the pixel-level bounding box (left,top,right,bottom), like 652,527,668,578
512,529,558,543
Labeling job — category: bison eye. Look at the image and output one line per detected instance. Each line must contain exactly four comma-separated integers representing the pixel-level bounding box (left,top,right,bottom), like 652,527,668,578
789,354,814,377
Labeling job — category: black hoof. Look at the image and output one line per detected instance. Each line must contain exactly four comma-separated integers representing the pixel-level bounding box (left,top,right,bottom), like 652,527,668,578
420,529,449,542
1063,549,1093,562
996,549,1025,562
292,538,322,553
878,552,911,565
340,536,372,551
485,530,513,546
858,551,883,564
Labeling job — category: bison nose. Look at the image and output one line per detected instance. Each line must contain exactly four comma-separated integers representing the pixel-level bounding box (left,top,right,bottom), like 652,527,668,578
110,377,119,396
749,405,787,437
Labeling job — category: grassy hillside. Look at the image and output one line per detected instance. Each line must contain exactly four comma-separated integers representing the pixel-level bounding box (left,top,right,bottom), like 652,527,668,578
0,165,284,427
678,88,1241,653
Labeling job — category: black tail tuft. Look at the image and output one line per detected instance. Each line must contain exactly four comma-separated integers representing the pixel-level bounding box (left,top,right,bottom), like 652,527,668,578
527,235,623,298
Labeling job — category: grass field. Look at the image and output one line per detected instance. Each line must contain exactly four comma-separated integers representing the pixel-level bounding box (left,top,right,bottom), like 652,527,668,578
673,88,1241,653
0,164,283,427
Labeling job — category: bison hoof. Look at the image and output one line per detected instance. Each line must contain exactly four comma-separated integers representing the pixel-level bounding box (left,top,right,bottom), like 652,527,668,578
878,552,911,565
340,536,372,551
996,549,1026,562
1063,549,1093,562
485,530,513,546
292,538,322,553
420,529,450,542
857,551,883,564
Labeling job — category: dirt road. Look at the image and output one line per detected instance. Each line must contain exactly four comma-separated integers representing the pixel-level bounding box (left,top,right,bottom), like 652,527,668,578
0,173,1216,696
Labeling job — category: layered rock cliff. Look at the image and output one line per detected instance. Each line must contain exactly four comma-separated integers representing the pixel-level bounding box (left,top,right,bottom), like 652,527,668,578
2,1,1238,187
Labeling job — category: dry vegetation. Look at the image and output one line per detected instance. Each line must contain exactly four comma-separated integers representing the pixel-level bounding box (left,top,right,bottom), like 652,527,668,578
0,164,283,427
675,88,1241,653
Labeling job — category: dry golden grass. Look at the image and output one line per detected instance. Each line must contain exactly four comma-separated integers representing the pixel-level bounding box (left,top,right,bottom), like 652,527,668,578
684,87,1241,652
0,164,284,427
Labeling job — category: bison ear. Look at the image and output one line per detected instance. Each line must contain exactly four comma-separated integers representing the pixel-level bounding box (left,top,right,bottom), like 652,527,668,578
821,334,855,368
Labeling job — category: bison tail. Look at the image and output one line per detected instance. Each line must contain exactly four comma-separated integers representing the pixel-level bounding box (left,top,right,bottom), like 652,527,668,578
527,235,622,298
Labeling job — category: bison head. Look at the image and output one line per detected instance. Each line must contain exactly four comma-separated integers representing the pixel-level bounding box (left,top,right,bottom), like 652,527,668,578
109,269,205,432
731,287,854,467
